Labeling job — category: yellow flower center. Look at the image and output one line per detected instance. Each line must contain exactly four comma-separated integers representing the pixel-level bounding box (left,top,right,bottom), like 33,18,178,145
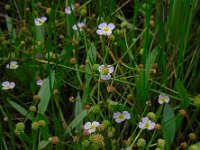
5,85,11,89
118,114,125,120
160,97,166,102
100,66,109,75
144,122,150,128
89,124,95,130
38,20,43,25
103,27,109,32
10,64,16,69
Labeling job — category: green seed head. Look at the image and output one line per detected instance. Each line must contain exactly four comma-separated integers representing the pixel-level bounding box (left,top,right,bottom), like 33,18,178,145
15,122,25,135
32,122,39,130
38,120,46,127
137,138,146,147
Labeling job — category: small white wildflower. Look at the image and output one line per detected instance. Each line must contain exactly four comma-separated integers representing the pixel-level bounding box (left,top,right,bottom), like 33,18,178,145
34,16,47,26
6,61,18,69
36,79,44,86
84,121,100,134
139,117,155,130
158,94,170,104
113,111,131,123
98,64,114,80
2,81,15,90
65,4,74,14
72,22,86,31
96,22,115,35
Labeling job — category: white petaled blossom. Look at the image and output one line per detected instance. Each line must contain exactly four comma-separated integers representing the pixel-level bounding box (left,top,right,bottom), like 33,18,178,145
98,64,114,81
84,121,100,134
36,79,44,86
34,16,47,26
139,117,155,130
113,111,131,123
72,22,86,31
158,94,170,104
2,81,15,90
96,22,115,35
65,4,74,14
6,61,19,69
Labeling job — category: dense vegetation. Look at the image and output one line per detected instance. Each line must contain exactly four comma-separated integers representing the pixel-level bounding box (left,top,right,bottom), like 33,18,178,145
0,0,200,149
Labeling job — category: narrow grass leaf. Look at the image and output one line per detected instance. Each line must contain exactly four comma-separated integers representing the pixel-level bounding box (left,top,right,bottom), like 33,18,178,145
88,43,96,64
38,141,50,150
5,15,16,40
162,104,176,150
38,71,55,115
75,92,83,134
175,79,190,108
7,99,33,121
65,110,89,134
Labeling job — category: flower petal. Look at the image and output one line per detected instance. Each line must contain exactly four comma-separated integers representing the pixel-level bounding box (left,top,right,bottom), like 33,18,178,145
92,121,100,127
108,23,115,30
98,64,105,72
84,122,91,130
2,81,9,86
96,29,103,35
113,112,120,119
107,65,114,73
123,111,131,119
100,74,111,80
98,22,107,29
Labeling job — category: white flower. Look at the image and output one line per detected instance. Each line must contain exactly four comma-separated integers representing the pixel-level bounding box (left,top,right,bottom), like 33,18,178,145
36,79,44,86
6,61,18,69
72,22,86,31
139,117,155,130
65,4,74,14
158,94,170,104
34,16,47,26
2,81,15,90
84,121,100,134
98,64,114,80
113,111,131,123
96,22,115,35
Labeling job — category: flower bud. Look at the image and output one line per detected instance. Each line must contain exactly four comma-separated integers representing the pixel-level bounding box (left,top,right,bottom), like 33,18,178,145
83,104,91,110
102,120,110,127
82,129,90,137
80,8,87,16
50,136,59,144
53,89,59,95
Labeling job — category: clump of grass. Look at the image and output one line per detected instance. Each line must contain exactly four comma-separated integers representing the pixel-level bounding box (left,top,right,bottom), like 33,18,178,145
0,0,200,149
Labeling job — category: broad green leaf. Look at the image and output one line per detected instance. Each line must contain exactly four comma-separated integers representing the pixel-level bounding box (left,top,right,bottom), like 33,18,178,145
38,71,55,115
65,110,89,134
75,92,83,134
38,140,50,150
7,99,33,121
190,142,200,149
162,104,176,150
5,15,16,40
175,79,190,108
